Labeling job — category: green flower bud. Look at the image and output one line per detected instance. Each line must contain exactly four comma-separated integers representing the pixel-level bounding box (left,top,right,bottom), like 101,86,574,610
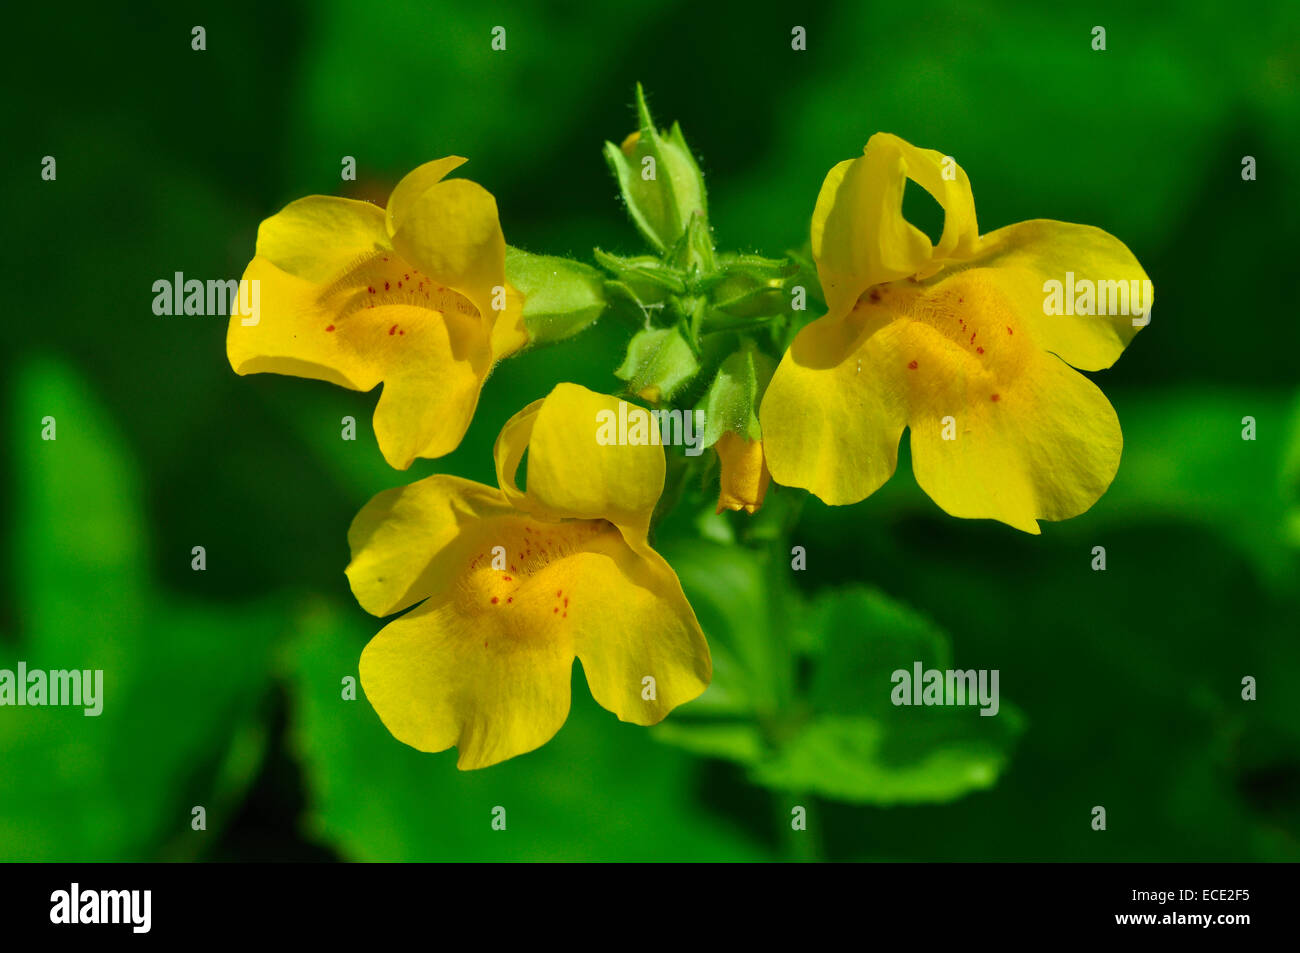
604,84,709,256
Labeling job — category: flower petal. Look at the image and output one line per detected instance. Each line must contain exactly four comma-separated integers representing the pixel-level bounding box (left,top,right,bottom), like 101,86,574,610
908,350,1122,533
492,398,543,511
498,383,665,541
812,133,980,320
227,196,393,389
359,588,575,770
227,256,384,390
568,537,711,725
384,156,467,237
370,309,494,469
389,177,508,329
252,195,389,283
346,474,514,617
760,308,909,505
968,219,1151,371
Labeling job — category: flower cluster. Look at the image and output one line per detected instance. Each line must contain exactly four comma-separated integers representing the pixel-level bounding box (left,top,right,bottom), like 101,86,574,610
229,90,1149,766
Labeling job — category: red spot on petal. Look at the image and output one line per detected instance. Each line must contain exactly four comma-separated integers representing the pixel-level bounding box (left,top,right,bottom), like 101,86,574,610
976,346,984,354
397,281,402,288
564,598,569,607
389,325,397,335
384,281,390,290
991,393,1001,402
1007,327,1013,335
367,286,375,294
907,360,918,370
325,325,335,332
490,597,498,604
556,590,562,597
553,607,559,613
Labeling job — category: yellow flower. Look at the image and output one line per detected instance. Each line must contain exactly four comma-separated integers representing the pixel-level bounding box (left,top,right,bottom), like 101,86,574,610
715,432,771,514
227,157,527,469
761,133,1151,533
345,382,711,769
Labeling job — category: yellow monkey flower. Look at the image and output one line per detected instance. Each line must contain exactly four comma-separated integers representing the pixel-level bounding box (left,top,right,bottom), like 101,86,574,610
227,157,526,469
345,383,712,769
761,133,1152,533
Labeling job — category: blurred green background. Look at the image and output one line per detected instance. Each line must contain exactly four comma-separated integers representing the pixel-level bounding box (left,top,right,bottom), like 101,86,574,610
2,0,1298,861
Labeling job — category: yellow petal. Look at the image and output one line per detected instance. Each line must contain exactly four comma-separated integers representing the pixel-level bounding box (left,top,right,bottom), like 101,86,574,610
568,536,710,725
384,156,467,237
760,306,909,505
359,582,577,770
227,196,391,389
227,256,384,390
715,432,771,514
389,177,508,332
812,134,980,320
492,398,543,512
496,383,666,541
251,194,389,283
371,308,493,469
968,219,1151,371
489,281,529,362
908,350,1122,533
346,474,514,617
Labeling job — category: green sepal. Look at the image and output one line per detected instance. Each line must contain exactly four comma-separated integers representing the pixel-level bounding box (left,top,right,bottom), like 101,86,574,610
615,325,702,403
696,344,776,448
504,247,606,346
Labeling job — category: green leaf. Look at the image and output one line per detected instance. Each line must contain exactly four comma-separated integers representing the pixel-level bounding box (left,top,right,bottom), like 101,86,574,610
0,358,282,860
649,575,1022,806
752,713,1018,805
655,540,781,718
776,587,1021,804
505,247,606,346
614,326,701,403
1280,391,1300,547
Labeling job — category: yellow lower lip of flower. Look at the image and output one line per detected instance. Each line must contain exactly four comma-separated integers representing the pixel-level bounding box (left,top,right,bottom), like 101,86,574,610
347,383,711,769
